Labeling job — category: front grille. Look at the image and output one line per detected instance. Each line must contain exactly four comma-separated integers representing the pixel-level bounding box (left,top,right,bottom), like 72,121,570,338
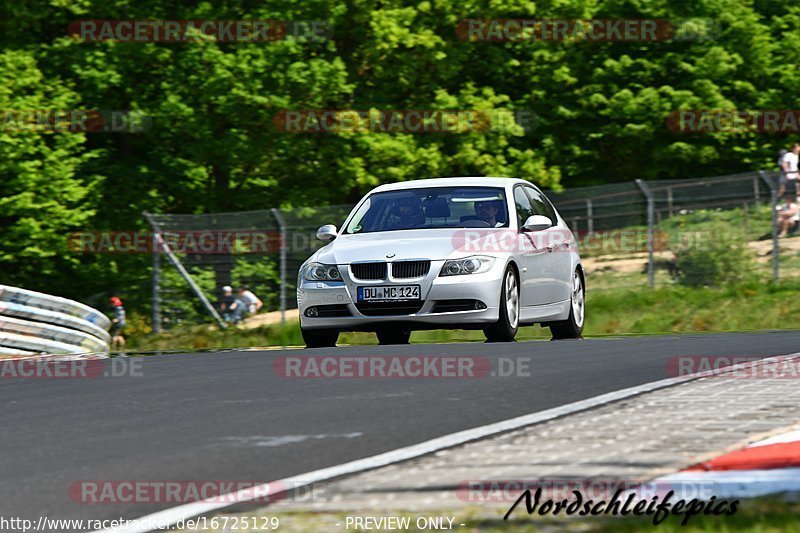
356,302,424,316
392,260,430,279
350,262,387,280
432,300,481,313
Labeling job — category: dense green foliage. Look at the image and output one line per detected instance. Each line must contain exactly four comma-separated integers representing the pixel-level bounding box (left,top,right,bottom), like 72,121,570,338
2,1,798,310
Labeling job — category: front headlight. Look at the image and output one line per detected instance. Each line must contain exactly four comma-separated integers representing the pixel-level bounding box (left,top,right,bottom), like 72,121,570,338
439,256,495,276
304,262,342,281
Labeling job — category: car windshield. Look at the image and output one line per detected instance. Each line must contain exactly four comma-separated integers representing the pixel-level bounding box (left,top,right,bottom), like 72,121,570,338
345,186,509,234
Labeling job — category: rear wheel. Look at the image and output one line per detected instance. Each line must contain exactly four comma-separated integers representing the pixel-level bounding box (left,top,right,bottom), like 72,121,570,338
301,328,339,348
376,329,411,345
550,269,584,340
484,266,519,342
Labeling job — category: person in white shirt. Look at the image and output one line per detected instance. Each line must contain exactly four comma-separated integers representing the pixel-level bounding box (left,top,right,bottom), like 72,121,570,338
779,143,800,197
237,286,263,314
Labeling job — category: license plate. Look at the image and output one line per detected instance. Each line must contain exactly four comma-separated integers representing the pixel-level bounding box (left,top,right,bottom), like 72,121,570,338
357,285,420,302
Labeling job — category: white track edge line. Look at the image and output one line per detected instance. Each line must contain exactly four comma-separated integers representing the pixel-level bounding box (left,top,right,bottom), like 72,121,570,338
95,352,800,533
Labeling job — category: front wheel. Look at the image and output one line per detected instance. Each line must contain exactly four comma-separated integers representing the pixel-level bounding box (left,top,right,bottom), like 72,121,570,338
301,328,339,348
550,269,584,340
376,329,411,345
484,266,519,342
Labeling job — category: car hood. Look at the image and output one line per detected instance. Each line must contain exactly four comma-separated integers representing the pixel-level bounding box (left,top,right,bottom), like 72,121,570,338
314,229,469,264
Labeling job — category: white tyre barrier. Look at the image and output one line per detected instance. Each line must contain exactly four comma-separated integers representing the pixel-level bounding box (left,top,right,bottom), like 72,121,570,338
0,331,84,355
0,301,110,344
0,285,110,357
0,285,111,330
0,315,108,352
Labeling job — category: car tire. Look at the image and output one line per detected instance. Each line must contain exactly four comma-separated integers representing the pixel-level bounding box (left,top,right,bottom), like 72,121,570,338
483,266,519,342
376,329,411,345
301,327,339,348
550,269,585,340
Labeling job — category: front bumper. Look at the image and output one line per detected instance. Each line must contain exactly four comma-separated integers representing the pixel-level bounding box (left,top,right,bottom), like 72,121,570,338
298,260,504,331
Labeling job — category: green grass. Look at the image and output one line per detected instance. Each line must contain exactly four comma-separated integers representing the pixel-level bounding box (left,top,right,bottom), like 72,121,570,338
124,319,305,352
125,279,800,352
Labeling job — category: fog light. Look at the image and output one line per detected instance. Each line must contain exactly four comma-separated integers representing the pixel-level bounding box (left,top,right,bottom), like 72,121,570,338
474,300,487,310
305,307,319,317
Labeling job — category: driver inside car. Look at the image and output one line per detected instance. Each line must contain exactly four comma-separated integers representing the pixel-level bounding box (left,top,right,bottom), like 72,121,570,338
474,200,503,227
387,196,426,229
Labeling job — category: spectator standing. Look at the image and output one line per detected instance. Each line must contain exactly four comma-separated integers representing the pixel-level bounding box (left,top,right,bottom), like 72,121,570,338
778,143,800,197
109,296,126,351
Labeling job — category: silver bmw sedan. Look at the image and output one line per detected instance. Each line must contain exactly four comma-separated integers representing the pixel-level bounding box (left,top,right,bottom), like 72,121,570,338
297,177,584,347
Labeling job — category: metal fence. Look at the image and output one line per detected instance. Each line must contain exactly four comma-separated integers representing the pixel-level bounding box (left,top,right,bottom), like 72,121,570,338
146,171,789,330
550,171,781,289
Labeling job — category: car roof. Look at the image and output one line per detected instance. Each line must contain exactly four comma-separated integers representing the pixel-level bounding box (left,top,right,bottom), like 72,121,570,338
371,177,537,193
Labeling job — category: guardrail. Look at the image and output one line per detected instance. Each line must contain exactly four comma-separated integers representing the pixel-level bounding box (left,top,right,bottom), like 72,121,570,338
0,285,110,358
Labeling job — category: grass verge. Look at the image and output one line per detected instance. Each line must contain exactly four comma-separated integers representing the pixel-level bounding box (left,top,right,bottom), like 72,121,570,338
126,280,800,352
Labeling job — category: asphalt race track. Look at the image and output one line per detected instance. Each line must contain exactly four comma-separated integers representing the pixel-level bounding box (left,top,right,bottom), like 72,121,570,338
2,331,799,525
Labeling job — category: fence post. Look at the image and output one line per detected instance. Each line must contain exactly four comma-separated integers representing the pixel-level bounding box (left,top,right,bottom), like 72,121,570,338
271,208,287,326
759,171,779,282
151,234,161,333
143,213,228,329
635,179,655,288
753,177,760,202
585,199,594,234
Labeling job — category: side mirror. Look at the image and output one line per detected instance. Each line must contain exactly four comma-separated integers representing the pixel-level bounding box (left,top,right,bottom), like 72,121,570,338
316,224,338,242
522,215,552,232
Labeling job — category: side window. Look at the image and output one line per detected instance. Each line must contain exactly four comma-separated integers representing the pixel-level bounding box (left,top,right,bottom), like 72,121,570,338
525,187,558,223
513,187,535,228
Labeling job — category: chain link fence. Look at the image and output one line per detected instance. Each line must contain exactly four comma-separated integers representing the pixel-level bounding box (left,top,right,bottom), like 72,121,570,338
145,171,790,329
551,171,782,290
